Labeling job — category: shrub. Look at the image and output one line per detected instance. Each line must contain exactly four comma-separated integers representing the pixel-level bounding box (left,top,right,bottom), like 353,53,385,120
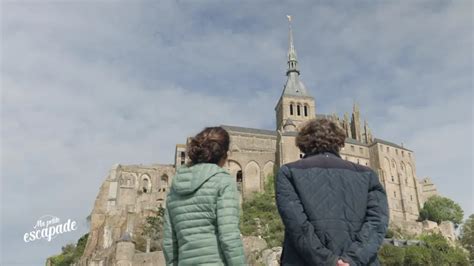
378,244,405,266
240,175,284,248
404,245,431,265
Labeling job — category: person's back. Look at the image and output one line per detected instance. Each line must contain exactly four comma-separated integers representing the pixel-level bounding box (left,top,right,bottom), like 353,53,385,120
276,119,389,266
163,127,245,266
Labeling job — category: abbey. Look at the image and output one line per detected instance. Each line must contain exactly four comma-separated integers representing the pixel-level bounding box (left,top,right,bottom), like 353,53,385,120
75,22,448,266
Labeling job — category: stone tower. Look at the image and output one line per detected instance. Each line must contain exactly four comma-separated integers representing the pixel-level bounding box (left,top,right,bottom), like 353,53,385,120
351,103,362,141
276,16,316,168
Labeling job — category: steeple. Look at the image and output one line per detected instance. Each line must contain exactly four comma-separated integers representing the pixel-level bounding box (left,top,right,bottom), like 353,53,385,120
286,15,299,75
281,15,309,97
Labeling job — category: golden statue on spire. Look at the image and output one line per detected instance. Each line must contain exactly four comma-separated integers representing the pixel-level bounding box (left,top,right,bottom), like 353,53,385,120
286,15,292,22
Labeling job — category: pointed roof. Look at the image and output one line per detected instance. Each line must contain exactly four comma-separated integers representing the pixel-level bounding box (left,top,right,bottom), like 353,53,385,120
282,16,311,98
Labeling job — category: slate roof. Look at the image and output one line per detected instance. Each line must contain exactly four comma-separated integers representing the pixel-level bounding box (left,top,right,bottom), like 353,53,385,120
221,125,276,136
372,138,412,151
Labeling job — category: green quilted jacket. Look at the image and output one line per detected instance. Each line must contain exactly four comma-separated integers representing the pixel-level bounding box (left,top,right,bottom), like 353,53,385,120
162,163,246,265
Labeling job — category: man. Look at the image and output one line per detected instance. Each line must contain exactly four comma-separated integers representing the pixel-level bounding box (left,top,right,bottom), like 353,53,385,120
276,118,389,266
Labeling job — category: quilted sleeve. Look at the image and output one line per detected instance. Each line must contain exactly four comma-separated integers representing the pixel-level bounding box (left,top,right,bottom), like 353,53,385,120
275,165,339,265
342,170,389,266
216,177,246,265
163,202,178,266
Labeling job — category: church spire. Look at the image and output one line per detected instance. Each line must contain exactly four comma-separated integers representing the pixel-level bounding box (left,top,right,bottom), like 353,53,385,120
286,15,299,75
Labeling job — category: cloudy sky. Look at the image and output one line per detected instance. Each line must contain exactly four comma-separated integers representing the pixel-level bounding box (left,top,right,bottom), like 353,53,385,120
1,0,472,264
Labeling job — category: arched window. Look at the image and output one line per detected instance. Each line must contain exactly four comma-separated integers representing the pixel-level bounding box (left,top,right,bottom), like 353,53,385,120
236,170,243,192
297,105,301,116
161,174,169,192
304,105,308,117
289,104,294,115
142,178,149,193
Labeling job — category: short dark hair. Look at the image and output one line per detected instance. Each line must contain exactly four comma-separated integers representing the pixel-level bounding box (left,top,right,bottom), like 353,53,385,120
295,118,346,156
187,127,230,166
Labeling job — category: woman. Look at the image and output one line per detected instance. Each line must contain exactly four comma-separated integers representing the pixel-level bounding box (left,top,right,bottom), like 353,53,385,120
275,119,389,266
163,127,245,266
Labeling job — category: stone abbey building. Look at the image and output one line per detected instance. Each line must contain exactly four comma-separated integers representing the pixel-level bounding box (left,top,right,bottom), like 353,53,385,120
77,22,445,266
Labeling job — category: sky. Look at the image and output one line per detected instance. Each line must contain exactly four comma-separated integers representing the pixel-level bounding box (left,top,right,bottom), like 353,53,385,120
1,0,473,265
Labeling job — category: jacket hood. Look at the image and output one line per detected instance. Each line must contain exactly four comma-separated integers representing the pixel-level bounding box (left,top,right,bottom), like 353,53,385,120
171,163,227,195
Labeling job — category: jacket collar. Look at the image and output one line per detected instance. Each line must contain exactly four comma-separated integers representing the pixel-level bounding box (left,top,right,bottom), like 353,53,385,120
303,151,341,159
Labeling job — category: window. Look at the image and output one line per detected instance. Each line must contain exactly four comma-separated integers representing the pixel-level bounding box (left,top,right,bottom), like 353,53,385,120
405,178,408,184
402,151,405,157
386,147,389,153
365,162,368,166
304,105,308,117
297,105,301,116
391,176,395,182
359,147,363,154
351,145,355,152
392,160,395,168
299,154,303,158
290,104,294,115
410,195,413,201
394,191,397,198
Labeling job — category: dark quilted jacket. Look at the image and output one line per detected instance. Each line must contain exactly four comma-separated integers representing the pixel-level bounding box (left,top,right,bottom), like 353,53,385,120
276,152,389,266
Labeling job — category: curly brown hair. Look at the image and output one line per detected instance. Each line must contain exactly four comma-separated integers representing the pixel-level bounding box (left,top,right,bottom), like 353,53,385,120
295,118,346,156
187,127,230,166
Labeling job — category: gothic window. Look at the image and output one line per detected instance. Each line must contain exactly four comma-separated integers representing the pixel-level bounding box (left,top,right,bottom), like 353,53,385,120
304,105,308,117
365,162,368,166
180,151,186,165
290,104,294,115
391,176,395,182
297,105,301,116
359,147,363,154
391,160,396,168
142,178,149,193
351,145,355,152
299,154,303,158
236,170,243,192
161,174,169,191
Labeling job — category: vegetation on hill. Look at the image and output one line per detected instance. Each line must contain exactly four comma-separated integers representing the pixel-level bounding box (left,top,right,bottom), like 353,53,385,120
460,214,474,262
420,196,464,227
240,175,284,248
47,233,89,266
378,233,468,265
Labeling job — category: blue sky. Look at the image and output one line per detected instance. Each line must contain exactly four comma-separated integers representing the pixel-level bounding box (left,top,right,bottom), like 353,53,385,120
1,1,472,264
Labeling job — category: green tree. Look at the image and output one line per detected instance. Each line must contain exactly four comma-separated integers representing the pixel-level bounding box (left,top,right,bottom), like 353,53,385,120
460,214,474,261
47,233,89,266
419,196,464,227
